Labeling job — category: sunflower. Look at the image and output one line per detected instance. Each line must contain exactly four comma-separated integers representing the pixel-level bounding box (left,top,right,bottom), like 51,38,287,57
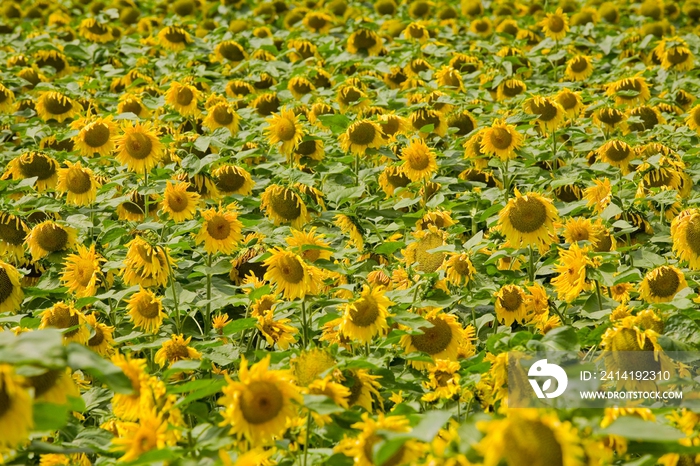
158,26,192,51
477,409,584,466
671,209,700,269
0,213,28,260
562,217,602,245
121,236,172,288
0,83,15,113
444,253,476,286
114,121,164,173
71,116,118,158
260,185,310,229
339,286,393,344
303,11,334,33
400,309,465,370
219,355,302,446
292,139,325,163
203,101,240,134
39,302,89,344
594,107,625,130
61,244,107,298
555,89,585,118
34,50,72,78
291,348,336,387
597,140,635,174
480,119,523,160
538,8,569,40
0,260,23,314
195,205,244,255
165,81,200,117
215,40,247,63
435,66,464,90
495,284,528,326
256,310,298,350
524,96,566,133
400,138,438,182
79,18,113,42
126,287,166,334
498,189,559,253
335,214,364,249
656,38,695,71
84,312,115,357
346,28,383,56
285,228,332,263
409,108,448,137
287,76,316,100
336,413,425,466
0,364,33,449
625,106,665,133
422,359,462,402
26,220,77,261
378,165,411,198
118,94,150,118
551,243,594,303
211,165,254,196
56,161,100,206
4,151,59,192
154,334,201,368
638,265,687,303
111,410,169,462
337,369,382,412
583,178,612,214
606,77,651,106
338,120,386,155
161,181,200,222
26,366,80,406
496,79,527,101
110,354,148,421
35,91,79,123
117,192,160,222
265,107,304,157
263,248,321,300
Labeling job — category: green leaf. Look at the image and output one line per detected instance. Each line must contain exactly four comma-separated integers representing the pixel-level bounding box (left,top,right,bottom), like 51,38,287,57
66,343,132,394
375,242,405,255
33,402,70,431
222,318,258,335
175,378,226,407
601,417,683,442
539,326,580,351
318,114,351,134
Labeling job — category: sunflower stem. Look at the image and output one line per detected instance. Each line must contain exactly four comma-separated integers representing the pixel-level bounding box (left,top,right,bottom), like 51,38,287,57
301,299,308,348
551,129,556,160
205,253,212,335
365,341,370,357
143,171,149,218
501,159,511,202
165,250,182,335
528,245,536,282
354,152,359,185
456,399,461,422
595,279,603,311
303,410,312,466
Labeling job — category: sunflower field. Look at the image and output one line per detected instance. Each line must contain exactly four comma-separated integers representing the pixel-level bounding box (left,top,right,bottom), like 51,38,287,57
5,0,700,464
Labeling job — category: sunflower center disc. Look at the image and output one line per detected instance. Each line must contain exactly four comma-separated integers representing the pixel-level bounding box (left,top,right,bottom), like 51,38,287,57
164,29,187,43
240,381,284,424
138,298,161,318
87,22,108,35
617,79,641,95
0,90,8,104
291,80,312,94
307,15,327,30
547,16,565,33
387,171,410,188
220,42,245,61
125,132,154,160
628,107,658,131
0,385,10,418
453,258,471,275
415,232,445,272
598,108,623,125
269,190,301,221
668,48,689,65
166,189,189,212
569,57,588,72
412,317,453,355
500,287,523,311
533,100,558,121
29,369,60,398
350,297,379,327
352,30,377,50
503,82,525,97
648,267,680,298
37,224,68,252
558,93,577,110
407,149,430,171
45,95,72,114
176,87,194,106
381,117,400,136
207,215,231,240
342,88,362,104
66,168,92,194
295,140,316,156
346,372,363,405
0,269,13,304
685,216,700,256
74,261,95,287
503,419,564,466
0,219,26,246
276,118,297,141
604,142,631,162
349,123,376,145
89,326,104,346
213,105,233,125
216,168,245,192
19,154,55,180
489,127,514,150
278,255,304,284
84,123,110,147
508,197,547,233
166,343,190,360
121,100,142,115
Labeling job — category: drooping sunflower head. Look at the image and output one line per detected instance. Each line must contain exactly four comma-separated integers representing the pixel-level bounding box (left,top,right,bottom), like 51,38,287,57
498,189,559,253
0,260,23,314
638,265,687,303
157,26,192,51
597,140,635,173
524,96,566,133
379,164,411,198
80,17,114,42
61,244,106,298
606,77,651,106
555,89,585,118
594,107,625,129
346,28,383,56
26,220,77,261
35,91,79,123
338,120,386,155
495,284,528,326
5,151,59,192
260,184,310,229
215,40,248,63
39,302,89,344
496,79,527,101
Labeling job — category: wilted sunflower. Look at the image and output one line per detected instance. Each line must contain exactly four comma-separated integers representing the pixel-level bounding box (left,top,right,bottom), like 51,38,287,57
195,205,244,255
39,302,89,344
335,214,364,249
0,364,33,449
410,108,448,136
110,354,148,421
263,248,321,300
422,359,462,402
161,181,200,222
35,91,79,123
498,190,559,253
495,284,528,326
400,309,465,370
403,226,448,273
117,192,160,222
0,213,28,259
219,355,302,446
339,286,393,344
338,120,386,155
638,265,687,303
379,165,411,198
79,18,113,42
655,37,694,71
480,119,523,160
115,121,164,173
555,89,585,118
215,40,247,63
524,96,566,133
155,334,201,368
594,107,625,130
56,161,100,206
606,77,651,106
565,55,593,81
444,253,476,286
4,151,59,192
265,107,304,157
84,312,115,357
496,79,527,101
337,368,382,412
551,243,594,303
26,220,77,261
165,81,200,117
260,185,310,229
0,83,15,113
121,236,172,288
61,244,107,298
399,138,438,182
158,26,192,51
0,260,23,314
203,101,239,134
539,8,569,40
126,287,165,334
71,116,118,158
346,28,383,55
597,140,635,174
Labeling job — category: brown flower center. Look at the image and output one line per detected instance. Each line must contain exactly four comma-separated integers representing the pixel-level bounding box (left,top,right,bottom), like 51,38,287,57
125,132,153,160
349,297,380,327
44,94,72,114
213,105,234,125
277,254,305,284
508,196,547,233
489,127,514,150
268,188,302,221
239,381,284,424
348,122,377,145
207,215,231,240
137,299,161,319
647,267,681,298
176,87,194,106
83,123,111,148
411,317,453,355
500,287,524,311
503,419,564,466
0,268,14,305
36,224,68,252
29,369,61,398
65,167,92,194
547,15,566,33
19,153,56,180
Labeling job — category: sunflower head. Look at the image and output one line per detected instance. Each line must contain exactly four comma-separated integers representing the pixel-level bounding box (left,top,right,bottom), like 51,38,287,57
498,190,559,253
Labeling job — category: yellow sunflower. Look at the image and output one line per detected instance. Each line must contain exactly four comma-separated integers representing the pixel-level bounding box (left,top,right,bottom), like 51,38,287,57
539,8,569,40
203,101,240,134
498,189,559,253
565,55,594,81
346,28,383,56
110,354,148,421
551,243,594,303
400,138,438,182
111,410,169,462
115,121,164,173
338,120,386,155
597,140,635,174
339,286,393,344
56,161,100,206
157,26,192,51
422,359,462,402
524,96,566,133
0,83,15,113
126,287,166,334
263,248,321,300
165,81,200,117
4,151,59,192
293,139,325,163
121,236,172,288
671,209,700,270
685,105,700,134
480,119,523,160
555,89,585,118
606,77,651,106
26,220,77,261
219,355,302,446
161,181,200,222
61,244,107,298
336,369,382,412
495,284,528,326
256,310,298,350
212,165,254,196
285,228,332,263
260,185,310,229
71,115,118,158
0,260,23,314
215,40,248,63
638,265,687,303
39,302,90,344
402,226,448,273
562,217,603,245
496,79,527,101
409,108,448,137
444,253,476,286
400,309,465,370
335,214,364,249
155,334,201,368
195,205,244,255
584,178,612,214
118,94,150,118
84,312,115,357
0,364,33,449
35,91,79,123
79,18,113,42
265,107,304,157
0,213,28,259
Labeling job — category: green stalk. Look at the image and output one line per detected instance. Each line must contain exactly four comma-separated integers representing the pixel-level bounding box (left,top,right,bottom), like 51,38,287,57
205,252,212,335
165,248,182,334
